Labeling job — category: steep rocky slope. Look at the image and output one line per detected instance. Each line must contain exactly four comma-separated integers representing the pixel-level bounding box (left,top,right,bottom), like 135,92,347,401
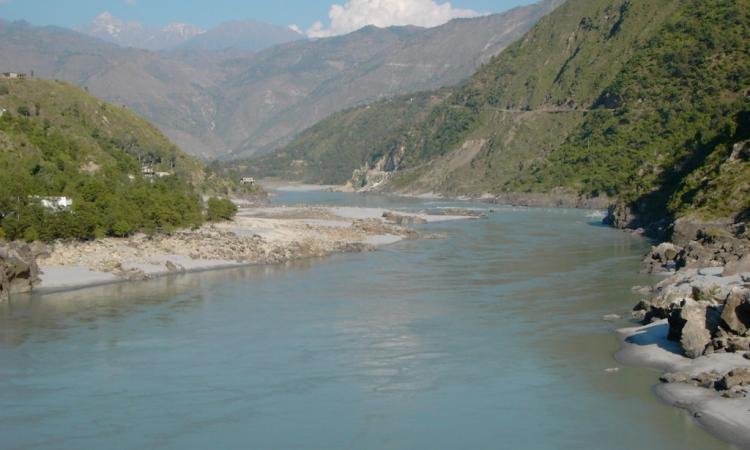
258,0,749,239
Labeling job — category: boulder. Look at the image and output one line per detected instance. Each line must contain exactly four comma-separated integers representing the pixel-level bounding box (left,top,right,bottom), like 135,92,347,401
675,241,715,269
0,241,46,300
720,289,750,336
382,212,427,225
165,260,185,273
660,372,690,384
655,242,681,261
724,254,750,277
643,242,683,273
697,267,724,277
714,368,750,391
636,279,688,323
671,217,733,247
0,266,8,302
668,299,721,358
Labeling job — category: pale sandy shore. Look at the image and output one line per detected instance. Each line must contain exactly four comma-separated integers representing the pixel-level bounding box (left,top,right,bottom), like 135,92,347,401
616,321,750,448
35,204,476,295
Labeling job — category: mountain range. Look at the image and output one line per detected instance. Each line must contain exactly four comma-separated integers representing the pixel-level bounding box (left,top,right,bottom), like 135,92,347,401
0,0,562,159
76,12,302,52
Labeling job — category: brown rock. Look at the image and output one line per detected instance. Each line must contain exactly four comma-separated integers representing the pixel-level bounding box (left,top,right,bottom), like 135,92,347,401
382,212,427,225
165,260,185,273
669,299,721,358
724,254,750,277
660,372,690,383
0,241,44,299
715,368,750,391
720,289,750,336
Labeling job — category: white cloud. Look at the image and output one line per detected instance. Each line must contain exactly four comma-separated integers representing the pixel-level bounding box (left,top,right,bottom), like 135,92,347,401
288,24,303,34
306,0,479,38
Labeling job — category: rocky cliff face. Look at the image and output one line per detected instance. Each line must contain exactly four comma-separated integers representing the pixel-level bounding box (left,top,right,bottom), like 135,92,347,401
0,242,47,301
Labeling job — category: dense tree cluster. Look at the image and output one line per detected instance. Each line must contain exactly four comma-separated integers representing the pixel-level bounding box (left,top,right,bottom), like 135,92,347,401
0,78,253,242
0,112,206,241
528,0,750,220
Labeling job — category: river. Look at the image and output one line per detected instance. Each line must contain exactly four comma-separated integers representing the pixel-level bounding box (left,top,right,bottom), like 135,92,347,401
0,191,733,449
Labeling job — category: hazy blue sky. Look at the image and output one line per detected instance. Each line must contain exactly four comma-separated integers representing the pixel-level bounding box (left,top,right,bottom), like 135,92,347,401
0,0,539,31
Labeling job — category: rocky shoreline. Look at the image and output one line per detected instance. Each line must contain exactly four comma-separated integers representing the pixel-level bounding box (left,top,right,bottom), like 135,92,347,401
0,204,477,297
616,229,750,448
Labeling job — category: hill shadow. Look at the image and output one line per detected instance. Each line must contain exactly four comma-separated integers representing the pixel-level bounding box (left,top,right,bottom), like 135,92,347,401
625,110,750,236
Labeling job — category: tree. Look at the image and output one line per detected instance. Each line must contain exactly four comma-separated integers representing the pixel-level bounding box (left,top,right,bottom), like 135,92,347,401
206,198,237,222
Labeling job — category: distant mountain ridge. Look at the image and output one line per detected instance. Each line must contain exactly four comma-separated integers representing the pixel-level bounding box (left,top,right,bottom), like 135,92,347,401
76,13,302,52
76,12,205,51
0,0,562,159
177,20,303,51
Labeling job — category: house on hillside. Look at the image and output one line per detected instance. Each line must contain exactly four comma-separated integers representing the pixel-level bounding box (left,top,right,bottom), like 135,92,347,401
0,108,6,118
142,166,172,179
32,196,73,211
1,72,27,80
240,177,256,186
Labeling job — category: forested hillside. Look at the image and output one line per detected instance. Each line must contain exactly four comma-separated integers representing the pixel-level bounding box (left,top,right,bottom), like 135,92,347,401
0,79,243,241
243,89,451,184
512,0,750,228
252,0,749,235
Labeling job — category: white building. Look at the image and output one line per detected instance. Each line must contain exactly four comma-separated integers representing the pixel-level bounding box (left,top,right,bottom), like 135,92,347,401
240,177,256,186
142,166,172,178
1,72,26,79
34,196,73,211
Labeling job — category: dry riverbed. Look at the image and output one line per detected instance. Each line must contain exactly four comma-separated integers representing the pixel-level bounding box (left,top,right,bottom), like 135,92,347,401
35,204,474,294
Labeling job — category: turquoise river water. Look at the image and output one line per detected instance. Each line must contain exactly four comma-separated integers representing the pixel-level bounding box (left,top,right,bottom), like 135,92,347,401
0,191,735,449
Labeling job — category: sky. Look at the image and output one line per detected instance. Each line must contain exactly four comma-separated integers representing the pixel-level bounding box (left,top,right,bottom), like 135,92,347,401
0,0,539,36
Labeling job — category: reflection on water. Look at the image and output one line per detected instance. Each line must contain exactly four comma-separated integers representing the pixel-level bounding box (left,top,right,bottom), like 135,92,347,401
0,193,735,450
0,259,323,347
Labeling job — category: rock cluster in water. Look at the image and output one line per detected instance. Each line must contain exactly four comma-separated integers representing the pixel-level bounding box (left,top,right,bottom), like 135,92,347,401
660,368,750,399
631,230,750,404
635,235,750,359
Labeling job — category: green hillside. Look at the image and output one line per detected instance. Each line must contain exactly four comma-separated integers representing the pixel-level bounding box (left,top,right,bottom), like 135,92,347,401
253,0,749,234
511,0,750,226
0,78,247,241
243,89,450,184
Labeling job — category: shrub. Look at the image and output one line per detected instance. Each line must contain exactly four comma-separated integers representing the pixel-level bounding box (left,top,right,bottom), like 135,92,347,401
22,226,39,242
206,197,237,222
112,220,134,238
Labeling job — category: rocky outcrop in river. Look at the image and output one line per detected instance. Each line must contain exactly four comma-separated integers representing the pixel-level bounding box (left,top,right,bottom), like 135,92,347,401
633,228,750,360
0,241,48,301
